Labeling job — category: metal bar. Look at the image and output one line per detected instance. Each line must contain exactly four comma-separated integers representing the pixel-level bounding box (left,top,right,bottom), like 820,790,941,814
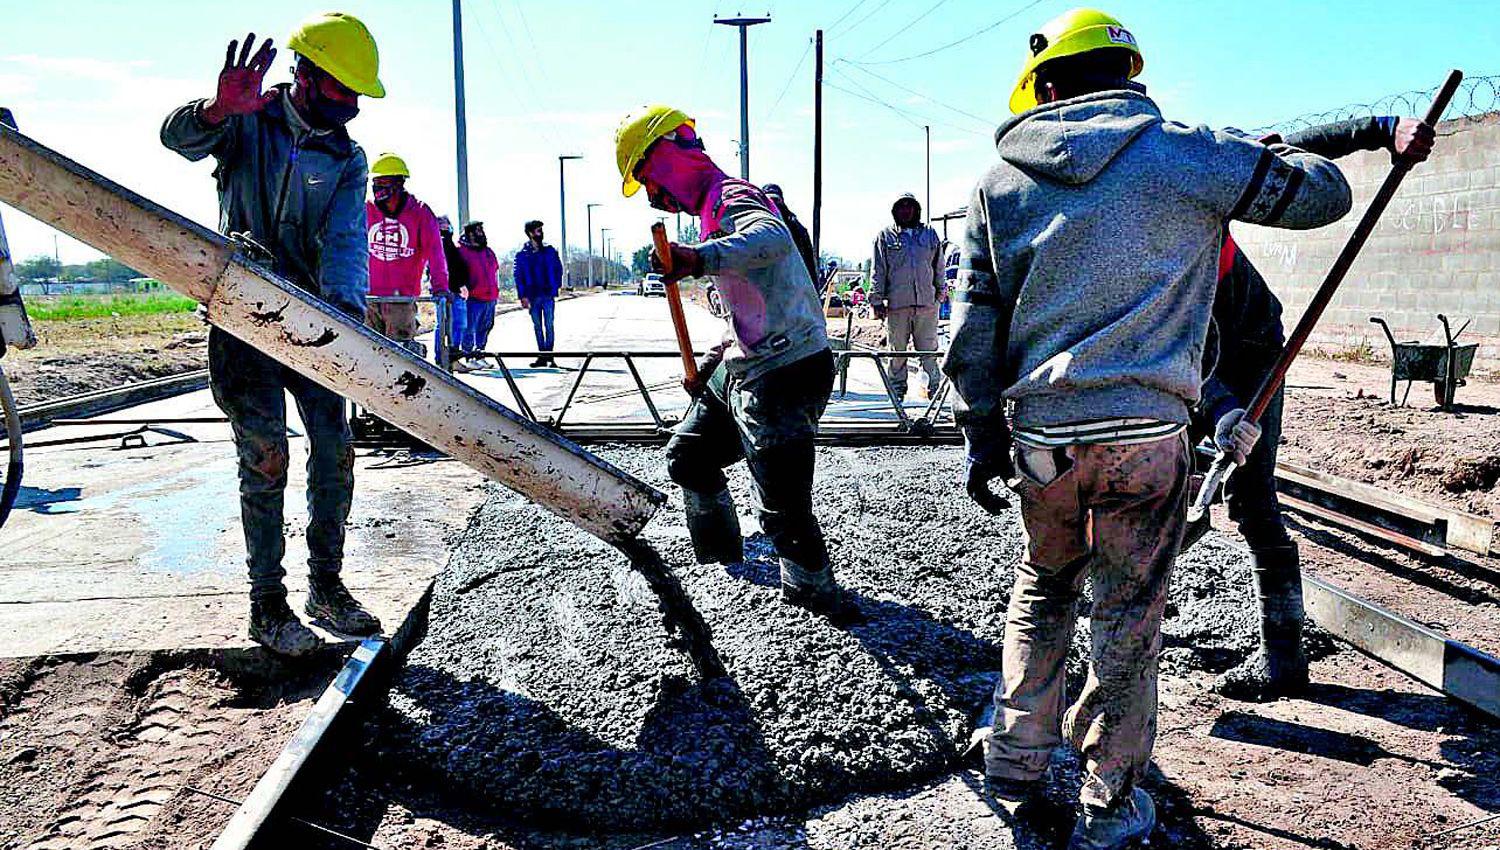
19,369,210,431
1304,574,1500,720
551,353,594,427
621,353,666,428
1280,493,1448,558
0,123,663,542
867,353,911,426
491,356,536,422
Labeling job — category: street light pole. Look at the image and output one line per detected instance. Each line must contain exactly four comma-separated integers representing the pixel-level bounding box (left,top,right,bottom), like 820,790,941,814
585,203,601,288
600,228,612,286
451,0,470,225
714,14,771,180
558,155,582,289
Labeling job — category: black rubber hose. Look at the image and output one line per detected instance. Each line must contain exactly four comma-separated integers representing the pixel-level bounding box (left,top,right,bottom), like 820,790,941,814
0,366,21,530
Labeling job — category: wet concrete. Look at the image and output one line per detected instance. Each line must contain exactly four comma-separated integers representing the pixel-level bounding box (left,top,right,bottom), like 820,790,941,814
382,446,1272,832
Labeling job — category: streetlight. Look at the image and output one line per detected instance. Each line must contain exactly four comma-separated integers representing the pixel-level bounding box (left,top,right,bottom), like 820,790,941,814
558,154,582,289
585,202,601,288
714,14,771,180
600,227,612,287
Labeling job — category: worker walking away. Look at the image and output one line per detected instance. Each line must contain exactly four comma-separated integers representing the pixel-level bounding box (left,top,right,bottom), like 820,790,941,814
615,105,840,613
365,152,447,356
871,193,944,400
1204,114,1434,702
456,221,499,370
945,9,1351,848
436,215,470,369
161,13,387,656
761,183,818,283
514,220,563,368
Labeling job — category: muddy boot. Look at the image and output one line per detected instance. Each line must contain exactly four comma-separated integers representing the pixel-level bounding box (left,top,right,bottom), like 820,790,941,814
683,489,744,565
1069,786,1156,850
779,557,839,613
305,575,383,637
249,597,323,658
1215,545,1308,701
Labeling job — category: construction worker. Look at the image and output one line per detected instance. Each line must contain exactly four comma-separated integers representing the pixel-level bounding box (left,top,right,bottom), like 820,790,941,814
1205,114,1434,701
871,193,944,400
436,216,470,369
514,220,563,368
761,183,817,283
365,152,447,356
615,105,839,613
456,221,500,369
161,13,385,656
945,10,1351,848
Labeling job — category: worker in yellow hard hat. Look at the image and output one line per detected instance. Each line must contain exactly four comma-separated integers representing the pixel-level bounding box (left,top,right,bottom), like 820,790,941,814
161,12,385,658
614,105,845,617
949,8,1354,849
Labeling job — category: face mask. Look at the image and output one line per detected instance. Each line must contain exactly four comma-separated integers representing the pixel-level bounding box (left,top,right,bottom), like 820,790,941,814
304,89,360,129
647,183,684,214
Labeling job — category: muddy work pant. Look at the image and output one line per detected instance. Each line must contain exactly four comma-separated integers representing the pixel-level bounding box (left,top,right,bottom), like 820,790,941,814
366,300,419,342
209,329,355,602
885,304,940,396
665,349,835,570
985,433,1189,809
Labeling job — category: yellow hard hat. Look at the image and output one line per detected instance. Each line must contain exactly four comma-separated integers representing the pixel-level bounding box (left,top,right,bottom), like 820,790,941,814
1009,8,1143,114
287,11,385,99
370,152,409,178
615,104,695,198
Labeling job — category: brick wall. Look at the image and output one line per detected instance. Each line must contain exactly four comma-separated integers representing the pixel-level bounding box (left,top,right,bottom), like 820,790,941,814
1234,112,1500,369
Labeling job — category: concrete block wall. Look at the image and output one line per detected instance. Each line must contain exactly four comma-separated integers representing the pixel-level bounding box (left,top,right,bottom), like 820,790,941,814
1235,112,1500,369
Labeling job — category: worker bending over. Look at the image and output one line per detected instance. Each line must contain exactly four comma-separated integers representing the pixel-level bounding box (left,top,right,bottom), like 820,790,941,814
615,105,840,613
161,13,384,656
1204,115,1433,701
945,9,1351,848
365,152,447,355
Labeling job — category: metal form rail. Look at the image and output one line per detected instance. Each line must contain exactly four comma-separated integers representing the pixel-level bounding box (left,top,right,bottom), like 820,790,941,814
17,369,211,432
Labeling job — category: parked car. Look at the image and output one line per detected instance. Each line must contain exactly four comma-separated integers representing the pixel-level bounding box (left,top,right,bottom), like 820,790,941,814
639,273,666,297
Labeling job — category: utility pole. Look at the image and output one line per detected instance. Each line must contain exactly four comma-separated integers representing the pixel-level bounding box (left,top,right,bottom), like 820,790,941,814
558,154,582,289
600,228,612,286
715,14,771,180
813,28,823,262
451,0,470,225
585,203,601,288
924,125,931,225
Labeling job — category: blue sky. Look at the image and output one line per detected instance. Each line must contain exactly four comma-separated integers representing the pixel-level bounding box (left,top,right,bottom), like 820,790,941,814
3,0,1497,268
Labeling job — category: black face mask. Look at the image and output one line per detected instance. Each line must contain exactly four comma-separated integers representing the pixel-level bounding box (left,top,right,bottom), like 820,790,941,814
304,88,360,130
647,184,685,214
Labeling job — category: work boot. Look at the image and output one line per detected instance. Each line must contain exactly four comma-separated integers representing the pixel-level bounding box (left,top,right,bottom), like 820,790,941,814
780,557,839,614
305,576,383,637
1215,544,1308,701
530,356,548,368
249,596,323,658
1069,787,1156,850
683,489,744,565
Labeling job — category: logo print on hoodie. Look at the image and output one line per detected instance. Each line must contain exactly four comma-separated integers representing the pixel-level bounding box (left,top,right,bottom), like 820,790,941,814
367,219,414,262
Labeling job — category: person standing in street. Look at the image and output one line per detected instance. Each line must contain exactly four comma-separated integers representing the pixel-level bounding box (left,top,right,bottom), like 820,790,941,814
365,151,447,356
436,215,471,370
457,220,499,369
871,193,944,399
616,104,840,614
514,219,562,368
161,13,386,656
945,9,1351,848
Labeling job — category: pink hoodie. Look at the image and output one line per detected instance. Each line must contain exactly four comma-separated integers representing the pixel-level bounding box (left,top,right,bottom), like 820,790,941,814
457,243,500,302
365,195,449,297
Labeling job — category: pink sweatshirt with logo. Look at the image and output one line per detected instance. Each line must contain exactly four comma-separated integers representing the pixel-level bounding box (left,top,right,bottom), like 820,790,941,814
457,243,500,302
365,196,449,297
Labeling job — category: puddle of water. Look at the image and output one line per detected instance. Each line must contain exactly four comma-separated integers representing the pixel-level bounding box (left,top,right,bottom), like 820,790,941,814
67,457,239,576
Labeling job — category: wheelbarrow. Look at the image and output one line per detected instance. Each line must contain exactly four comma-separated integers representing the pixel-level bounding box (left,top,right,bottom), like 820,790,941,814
1369,314,1478,409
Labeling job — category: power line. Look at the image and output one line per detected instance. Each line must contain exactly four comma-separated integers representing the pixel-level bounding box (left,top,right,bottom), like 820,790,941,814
764,37,813,122
825,79,921,128
856,0,955,59
689,1,725,103
476,0,565,148
837,60,993,127
844,0,1050,65
825,0,872,32
831,0,893,38
828,68,986,136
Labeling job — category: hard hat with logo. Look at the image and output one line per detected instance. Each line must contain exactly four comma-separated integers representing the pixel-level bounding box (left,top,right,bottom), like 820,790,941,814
615,104,695,198
1009,8,1142,114
370,152,409,178
287,11,386,99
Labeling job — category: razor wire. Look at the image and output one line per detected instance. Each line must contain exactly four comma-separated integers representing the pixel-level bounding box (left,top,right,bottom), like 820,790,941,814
1257,74,1500,135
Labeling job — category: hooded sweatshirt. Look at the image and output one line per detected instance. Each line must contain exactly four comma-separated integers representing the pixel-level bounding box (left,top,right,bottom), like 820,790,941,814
365,193,448,297
457,236,500,302
871,194,943,311
944,88,1351,443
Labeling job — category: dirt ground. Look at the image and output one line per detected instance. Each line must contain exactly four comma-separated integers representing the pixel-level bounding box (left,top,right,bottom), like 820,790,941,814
6,313,209,407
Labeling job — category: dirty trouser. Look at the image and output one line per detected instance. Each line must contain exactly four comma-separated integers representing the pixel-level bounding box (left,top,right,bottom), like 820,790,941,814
885,304,940,396
665,349,835,570
529,296,556,352
985,433,1190,809
365,299,419,343
209,328,355,602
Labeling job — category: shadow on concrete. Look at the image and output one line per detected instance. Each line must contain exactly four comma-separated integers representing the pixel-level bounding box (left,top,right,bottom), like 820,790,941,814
14,484,82,513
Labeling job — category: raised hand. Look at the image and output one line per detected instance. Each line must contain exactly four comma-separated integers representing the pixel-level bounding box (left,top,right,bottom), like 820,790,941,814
202,34,278,125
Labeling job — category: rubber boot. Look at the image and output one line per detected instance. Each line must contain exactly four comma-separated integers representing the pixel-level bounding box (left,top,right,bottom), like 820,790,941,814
1069,786,1156,850
305,575,383,637
249,596,323,658
779,557,839,613
1215,544,1309,701
683,488,744,565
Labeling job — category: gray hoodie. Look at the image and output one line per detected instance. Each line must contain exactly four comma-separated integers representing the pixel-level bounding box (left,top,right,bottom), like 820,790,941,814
944,89,1351,441
870,194,943,311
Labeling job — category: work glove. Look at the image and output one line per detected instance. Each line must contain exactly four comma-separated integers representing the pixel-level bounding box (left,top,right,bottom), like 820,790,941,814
1391,117,1436,164
1214,408,1262,466
201,34,278,125
965,452,1014,515
651,243,704,285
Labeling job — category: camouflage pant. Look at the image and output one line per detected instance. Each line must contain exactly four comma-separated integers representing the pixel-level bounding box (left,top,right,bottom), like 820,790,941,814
985,433,1189,808
209,329,355,601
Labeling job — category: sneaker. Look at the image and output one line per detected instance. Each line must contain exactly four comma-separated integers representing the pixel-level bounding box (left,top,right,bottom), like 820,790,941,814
305,577,382,637
249,597,323,657
452,358,472,373
1069,787,1156,850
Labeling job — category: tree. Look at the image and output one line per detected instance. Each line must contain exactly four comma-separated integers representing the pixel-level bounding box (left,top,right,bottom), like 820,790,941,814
14,255,60,284
679,220,701,244
631,245,652,278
